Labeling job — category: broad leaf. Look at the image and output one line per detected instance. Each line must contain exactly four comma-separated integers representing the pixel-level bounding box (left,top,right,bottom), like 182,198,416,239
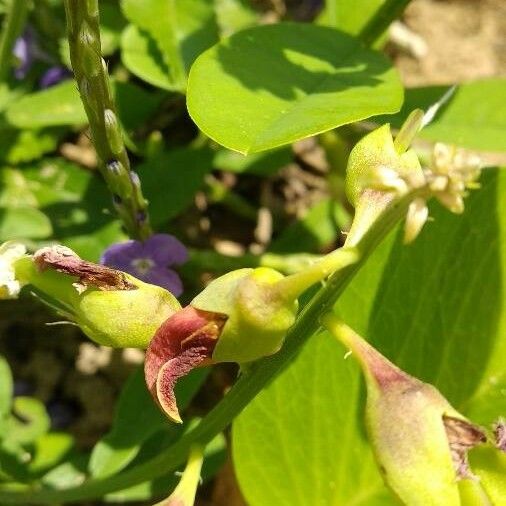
187,23,403,153
383,78,506,152
233,169,506,505
121,0,219,91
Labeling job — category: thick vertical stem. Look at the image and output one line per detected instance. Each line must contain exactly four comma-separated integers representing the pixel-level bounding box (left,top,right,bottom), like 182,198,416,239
64,0,152,240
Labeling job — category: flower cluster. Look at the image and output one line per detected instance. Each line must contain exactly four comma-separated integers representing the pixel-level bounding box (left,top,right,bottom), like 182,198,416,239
0,242,27,299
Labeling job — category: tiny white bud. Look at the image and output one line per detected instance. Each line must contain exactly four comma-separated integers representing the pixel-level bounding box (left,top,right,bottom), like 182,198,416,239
404,198,429,244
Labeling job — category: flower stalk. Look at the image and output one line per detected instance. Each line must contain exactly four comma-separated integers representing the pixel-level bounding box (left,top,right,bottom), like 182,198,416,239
154,445,204,506
63,0,152,240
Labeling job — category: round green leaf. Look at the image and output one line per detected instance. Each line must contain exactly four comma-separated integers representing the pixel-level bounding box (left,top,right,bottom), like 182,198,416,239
187,23,403,154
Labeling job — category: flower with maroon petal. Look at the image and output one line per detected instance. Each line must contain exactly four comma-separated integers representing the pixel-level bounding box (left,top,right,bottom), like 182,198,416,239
144,306,226,423
101,234,188,297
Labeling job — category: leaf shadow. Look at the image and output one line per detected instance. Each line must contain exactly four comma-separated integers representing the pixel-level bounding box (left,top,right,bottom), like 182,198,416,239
213,23,388,102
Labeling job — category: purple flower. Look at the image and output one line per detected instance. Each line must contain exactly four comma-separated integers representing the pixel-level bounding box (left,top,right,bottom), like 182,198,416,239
101,234,188,297
13,29,36,79
39,66,71,89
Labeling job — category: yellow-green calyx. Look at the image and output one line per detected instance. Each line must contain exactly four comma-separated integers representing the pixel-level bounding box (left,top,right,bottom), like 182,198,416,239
323,315,487,506
13,245,180,348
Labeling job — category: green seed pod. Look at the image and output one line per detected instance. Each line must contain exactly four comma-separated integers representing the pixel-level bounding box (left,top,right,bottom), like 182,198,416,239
14,246,180,348
323,316,486,506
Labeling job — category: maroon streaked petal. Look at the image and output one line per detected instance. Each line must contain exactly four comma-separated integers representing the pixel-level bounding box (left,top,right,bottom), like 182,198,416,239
145,306,226,422
156,338,215,423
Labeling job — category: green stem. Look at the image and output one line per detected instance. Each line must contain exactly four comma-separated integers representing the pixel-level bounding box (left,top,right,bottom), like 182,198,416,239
0,0,29,83
358,0,413,47
185,249,323,275
0,189,424,504
64,0,151,240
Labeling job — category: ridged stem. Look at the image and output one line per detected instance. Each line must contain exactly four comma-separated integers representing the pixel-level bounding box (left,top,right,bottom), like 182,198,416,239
63,0,151,240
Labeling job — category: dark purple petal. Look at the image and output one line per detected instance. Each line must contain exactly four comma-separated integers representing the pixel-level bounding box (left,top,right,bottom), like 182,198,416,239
143,266,183,297
144,234,188,266
100,240,145,271
39,66,70,89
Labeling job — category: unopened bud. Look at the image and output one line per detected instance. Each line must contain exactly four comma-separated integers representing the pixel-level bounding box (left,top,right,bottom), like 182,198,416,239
79,23,101,77
345,122,425,247
104,109,123,156
14,246,180,348
323,315,486,506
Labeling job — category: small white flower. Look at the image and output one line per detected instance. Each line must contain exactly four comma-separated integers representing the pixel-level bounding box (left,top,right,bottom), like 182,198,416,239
0,242,27,299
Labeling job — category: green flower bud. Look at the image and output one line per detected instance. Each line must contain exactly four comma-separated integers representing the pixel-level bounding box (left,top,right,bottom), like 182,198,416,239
323,315,486,506
78,22,101,77
104,109,124,157
13,245,180,348
345,111,427,246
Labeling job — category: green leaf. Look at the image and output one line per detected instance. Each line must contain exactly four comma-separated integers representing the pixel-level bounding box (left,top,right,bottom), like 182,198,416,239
121,0,219,91
233,169,506,505
7,397,51,446
0,207,52,240
28,433,74,475
318,0,385,35
5,81,87,128
0,356,12,419
0,128,62,164
89,367,208,478
383,78,506,152
5,80,161,131
138,148,213,226
187,23,403,154
121,24,173,91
